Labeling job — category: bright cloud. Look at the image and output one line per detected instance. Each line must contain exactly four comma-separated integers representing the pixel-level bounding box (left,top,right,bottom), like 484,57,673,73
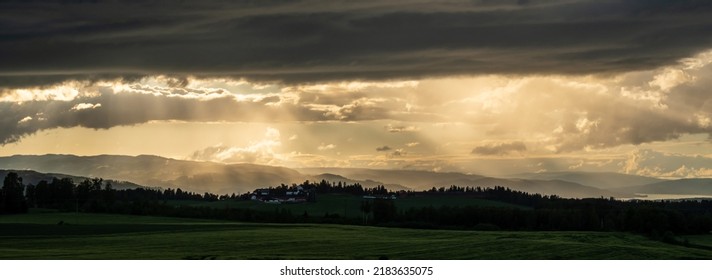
317,143,336,151
71,103,102,111
622,149,712,178
189,128,283,165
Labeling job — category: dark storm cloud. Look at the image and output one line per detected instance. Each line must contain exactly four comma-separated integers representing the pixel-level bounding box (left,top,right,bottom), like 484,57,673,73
376,145,392,152
0,89,398,144
472,141,527,155
2,0,712,88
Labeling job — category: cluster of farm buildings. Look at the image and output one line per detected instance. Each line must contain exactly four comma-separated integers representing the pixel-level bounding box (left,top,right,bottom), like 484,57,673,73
249,186,397,204
250,186,310,204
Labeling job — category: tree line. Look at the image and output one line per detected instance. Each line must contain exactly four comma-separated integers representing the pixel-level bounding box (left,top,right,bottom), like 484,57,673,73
1,172,227,214
267,180,391,196
3,172,712,239
391,186,712,237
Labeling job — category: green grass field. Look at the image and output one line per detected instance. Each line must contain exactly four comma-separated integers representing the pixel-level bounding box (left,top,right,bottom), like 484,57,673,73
166,193,528,218
682,234,712,249
1,211,711,259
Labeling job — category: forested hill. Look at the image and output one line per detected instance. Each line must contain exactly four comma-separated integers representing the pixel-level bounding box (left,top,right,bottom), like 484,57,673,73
0,169,144,190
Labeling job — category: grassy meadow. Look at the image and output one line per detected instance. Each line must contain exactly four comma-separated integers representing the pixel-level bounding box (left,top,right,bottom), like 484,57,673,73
1,211,711,259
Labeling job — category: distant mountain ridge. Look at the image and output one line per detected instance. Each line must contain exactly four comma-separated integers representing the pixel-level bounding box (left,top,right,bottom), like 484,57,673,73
509,171,666,189
0,154,406,194
615,178,712,195
0,154,302,194
513,171,712,196
0,169,144,190
297,167,631,198
0,154,636,198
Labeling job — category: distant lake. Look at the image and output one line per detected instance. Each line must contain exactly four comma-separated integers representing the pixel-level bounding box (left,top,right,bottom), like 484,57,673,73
623,194,712,201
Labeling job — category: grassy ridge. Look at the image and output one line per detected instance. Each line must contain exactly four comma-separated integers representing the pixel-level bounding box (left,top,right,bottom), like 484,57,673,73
166,193,528,218
683,235,712,248
1,211,712,259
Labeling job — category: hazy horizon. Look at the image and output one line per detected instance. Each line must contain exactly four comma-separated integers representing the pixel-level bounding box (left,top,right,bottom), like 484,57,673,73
1,153,709,182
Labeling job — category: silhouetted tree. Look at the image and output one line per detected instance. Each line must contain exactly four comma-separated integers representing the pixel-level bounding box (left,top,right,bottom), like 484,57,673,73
1,172,28,213
372,199,396,224
360,200,372,224
50,178,76,211
25,183,37,208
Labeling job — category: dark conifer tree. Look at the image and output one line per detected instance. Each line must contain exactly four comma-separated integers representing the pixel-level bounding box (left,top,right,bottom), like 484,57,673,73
1,172,28,213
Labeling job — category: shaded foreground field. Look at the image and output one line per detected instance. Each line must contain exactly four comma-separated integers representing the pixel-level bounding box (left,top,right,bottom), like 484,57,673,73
1,211,712,259
682,234,712,249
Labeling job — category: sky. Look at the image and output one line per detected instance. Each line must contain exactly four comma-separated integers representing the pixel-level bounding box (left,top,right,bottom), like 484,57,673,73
2,0,712,178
